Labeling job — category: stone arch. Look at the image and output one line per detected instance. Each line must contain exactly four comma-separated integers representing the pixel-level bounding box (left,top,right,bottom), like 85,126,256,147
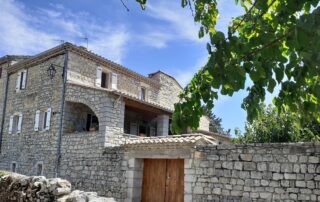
64,101,100,133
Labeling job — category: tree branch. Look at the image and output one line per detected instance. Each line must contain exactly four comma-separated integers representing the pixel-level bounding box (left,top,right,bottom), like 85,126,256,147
231,0,258,34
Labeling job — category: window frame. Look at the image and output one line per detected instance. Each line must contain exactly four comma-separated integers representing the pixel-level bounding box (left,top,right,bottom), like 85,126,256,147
101,71,110,89
11,162,17,172
36,162,43,176
140,87,146,101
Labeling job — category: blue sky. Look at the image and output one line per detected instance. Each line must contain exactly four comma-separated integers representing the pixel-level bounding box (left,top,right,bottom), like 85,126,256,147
0,0,276,135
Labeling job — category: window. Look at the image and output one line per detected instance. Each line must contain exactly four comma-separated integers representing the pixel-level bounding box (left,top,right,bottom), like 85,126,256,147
9,113,22,134
101,72,110,88
15,69,27,92
95,66,117,89
86,114,99,131
36,163,43,175
140,87,146,101
11,162,17,172
0,67,2,79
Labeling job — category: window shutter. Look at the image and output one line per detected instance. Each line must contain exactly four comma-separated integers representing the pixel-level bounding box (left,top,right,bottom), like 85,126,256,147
46,108,52,130
17,113,23,134
21,70,27,89
15,72,21,92
34,110,40,131
111,73,118,89
95,66,102,86
139,88,142,100
9,115,13,134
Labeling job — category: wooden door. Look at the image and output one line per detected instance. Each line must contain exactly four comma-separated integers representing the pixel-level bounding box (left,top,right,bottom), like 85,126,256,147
142,159,184,202
165,159,184,202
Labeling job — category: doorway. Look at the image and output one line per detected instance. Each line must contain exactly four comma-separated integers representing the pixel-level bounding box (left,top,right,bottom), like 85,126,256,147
141,159,184,202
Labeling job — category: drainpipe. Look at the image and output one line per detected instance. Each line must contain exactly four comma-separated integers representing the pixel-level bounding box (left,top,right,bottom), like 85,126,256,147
0,58,10,153
55,47,69,178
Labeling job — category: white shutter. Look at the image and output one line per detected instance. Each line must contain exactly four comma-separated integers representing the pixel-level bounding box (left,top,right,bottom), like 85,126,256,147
111,73,118,89
15,71,21,92
95,66,102,87
46,108,52,130
21,70,27,89
139,88,142,100
17,114,23,134
9,115,13,134
34,110,40,131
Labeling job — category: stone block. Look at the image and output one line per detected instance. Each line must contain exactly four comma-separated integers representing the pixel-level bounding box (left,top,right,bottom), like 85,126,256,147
296,181,306,188
281,163,293,172
273,173,283,180
309,156,319,164
269,163,280,172
257,162,267,171
284,173,296,180
240,154,253,161
243,162,256,171
222,161,233,170
234,162,243,170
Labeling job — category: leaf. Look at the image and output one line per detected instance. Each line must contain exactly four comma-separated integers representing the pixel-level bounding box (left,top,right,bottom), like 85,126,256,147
267,79,276,93
181,0,188,7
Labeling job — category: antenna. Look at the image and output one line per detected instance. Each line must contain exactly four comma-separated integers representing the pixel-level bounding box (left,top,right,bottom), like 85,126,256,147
81,37,89,49
53,39,65,44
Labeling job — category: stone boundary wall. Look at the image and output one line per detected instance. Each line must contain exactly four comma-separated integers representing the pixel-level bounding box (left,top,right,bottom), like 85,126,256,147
189,142,320,201
0,173,115,201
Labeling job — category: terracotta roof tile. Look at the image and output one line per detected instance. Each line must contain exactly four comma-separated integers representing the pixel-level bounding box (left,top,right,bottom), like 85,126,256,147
124,134,218,146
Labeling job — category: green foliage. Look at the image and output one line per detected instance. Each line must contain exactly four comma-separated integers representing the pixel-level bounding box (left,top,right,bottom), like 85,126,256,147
202,106,230,135
232,104,320,143
138,0,320,135
0,170,11,178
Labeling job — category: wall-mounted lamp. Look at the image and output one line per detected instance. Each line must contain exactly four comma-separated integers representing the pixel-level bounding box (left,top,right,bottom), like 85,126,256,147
47,64,57,79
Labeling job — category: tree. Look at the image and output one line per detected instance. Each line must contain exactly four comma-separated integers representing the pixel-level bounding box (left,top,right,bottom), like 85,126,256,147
232,104,320,143
202,106,230,135
136,0,320,134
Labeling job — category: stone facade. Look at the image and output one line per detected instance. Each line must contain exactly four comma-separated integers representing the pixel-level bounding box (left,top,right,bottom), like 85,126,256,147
148,71,183,110
0,53,65,177
188,143,320,201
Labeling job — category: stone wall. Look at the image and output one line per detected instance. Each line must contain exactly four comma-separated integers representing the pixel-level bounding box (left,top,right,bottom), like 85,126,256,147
149,71,182,110
0,54,66,178
0,173,115,201
59,133,127,200
188,143,320,201
64,83,125,147
67,52,160,106
198,116,210,131
0,62,8,137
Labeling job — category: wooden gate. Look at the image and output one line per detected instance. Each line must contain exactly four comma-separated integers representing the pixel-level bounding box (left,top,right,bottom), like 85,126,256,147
142,159,184,202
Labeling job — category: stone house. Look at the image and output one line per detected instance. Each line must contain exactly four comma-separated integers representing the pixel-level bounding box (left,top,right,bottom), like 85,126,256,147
0,43,319,202
0,43,224,200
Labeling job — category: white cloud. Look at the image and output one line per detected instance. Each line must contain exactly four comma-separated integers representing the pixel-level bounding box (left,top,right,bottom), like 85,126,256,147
137,0,207,49
0,0,129,63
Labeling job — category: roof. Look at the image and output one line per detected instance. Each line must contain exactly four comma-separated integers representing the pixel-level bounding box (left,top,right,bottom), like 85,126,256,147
196,130,232,143
149,70,183,89
124,134,218,147
6,42,161,88
0,55,31,65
